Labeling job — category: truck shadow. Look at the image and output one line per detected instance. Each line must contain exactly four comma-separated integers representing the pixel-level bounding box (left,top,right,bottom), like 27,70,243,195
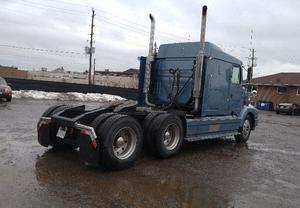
181,138,249,155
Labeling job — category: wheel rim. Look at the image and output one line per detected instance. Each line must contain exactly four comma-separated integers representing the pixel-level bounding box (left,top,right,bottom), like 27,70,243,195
242,119,251,138
163,123,180,151
112,127,137,160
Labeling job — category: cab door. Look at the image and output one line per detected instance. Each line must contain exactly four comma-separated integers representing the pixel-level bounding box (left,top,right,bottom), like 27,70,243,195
229,66,244,115
201,59,231,116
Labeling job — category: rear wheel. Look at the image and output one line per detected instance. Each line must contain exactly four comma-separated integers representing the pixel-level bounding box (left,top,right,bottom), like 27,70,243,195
235,115,252,143
149,113,184,158
143,112,162,151
90,112,117,129
96,114,143,170
6,96,12,102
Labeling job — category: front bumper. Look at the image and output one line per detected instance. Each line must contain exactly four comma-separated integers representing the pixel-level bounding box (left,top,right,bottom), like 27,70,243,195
37,117,100,166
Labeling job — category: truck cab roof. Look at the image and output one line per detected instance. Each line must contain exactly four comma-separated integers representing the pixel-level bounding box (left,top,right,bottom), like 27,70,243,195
157,41,242,66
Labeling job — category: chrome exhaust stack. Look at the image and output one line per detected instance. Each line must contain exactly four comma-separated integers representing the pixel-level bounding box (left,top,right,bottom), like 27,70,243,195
193,5,208,113
143,14,156,107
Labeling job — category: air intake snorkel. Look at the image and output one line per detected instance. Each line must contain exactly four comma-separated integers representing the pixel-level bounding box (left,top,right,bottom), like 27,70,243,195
143,14,156,107
193,5,208,113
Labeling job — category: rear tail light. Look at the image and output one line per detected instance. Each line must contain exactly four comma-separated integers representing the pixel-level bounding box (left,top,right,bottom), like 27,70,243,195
91,139,97,149
80,129,97,149
4,87,11,95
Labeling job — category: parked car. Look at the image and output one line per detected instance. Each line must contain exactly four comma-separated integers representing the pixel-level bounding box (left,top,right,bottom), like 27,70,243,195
276,103,300,115
0,77,12,102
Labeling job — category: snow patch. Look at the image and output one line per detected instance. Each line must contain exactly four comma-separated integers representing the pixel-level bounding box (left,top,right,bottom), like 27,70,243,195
12,90,125,102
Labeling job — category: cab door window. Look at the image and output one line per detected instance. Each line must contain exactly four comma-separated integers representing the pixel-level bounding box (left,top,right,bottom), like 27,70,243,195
231,66,241,84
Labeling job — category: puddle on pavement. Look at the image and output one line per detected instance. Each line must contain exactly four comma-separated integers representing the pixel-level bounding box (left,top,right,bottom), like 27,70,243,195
33,139,253,208
35,151,231,208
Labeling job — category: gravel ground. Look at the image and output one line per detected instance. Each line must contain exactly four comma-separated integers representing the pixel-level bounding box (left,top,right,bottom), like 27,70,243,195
0,99,300,208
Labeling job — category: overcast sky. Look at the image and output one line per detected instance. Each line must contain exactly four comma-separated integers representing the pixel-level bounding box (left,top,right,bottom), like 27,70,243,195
0,0,299,77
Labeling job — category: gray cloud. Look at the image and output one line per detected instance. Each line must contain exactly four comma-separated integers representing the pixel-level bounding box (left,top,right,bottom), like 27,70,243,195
0,0,299,76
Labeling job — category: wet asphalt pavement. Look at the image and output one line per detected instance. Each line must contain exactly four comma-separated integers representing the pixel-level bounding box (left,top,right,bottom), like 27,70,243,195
0,99,300,208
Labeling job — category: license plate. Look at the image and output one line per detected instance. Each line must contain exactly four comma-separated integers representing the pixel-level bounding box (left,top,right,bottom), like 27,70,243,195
56,127,67,139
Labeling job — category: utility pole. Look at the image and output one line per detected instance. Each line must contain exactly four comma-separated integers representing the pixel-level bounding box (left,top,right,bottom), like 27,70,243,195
247,29,257,85
93,58,96,85
247,48,255,82
88,8,95,85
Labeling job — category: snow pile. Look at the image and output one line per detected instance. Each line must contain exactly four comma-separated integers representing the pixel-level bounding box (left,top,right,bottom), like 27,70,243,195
12,90,125,102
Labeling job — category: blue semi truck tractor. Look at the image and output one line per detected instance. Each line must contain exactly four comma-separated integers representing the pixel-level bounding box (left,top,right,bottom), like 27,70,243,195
37,6,258,170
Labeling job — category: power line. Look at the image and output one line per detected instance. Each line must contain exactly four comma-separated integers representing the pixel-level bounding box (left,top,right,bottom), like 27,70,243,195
9,0,89,16
40,0,92,9
0,44,85,57
0,53,87,68
94,10,186,40
19,0,88,14
0,44,140,71
39,0,188,40
1,7,179,45
0,7,87,34
9,0,187,41
94,13,185,41
96,17,180,43
2,4,175,43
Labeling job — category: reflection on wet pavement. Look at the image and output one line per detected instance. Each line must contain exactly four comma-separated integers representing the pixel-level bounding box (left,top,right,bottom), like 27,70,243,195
1,99,300,207
35,140,244,208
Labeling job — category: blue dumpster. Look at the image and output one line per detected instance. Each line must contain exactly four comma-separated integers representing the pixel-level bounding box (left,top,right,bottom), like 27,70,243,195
256,101,273,111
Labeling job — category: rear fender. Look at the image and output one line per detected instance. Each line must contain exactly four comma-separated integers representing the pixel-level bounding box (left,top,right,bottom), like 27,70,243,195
37,123,51,147
77,134,100,166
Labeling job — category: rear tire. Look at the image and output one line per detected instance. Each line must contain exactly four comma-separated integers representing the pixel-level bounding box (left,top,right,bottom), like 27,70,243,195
143,112,162,151
96,114,143,170
6,96,12,102
149,113,184,158
90,112,117,129
235,115,252,143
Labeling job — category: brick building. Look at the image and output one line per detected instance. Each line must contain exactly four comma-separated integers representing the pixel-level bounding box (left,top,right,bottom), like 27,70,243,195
0,66,28,79
249,72,300,106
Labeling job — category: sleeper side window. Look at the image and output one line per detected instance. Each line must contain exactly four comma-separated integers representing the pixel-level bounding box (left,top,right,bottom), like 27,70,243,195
231,66,241,84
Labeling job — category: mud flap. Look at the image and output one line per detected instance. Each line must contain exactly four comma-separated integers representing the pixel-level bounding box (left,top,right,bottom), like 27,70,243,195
37,125,50,147
78,134,100,167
